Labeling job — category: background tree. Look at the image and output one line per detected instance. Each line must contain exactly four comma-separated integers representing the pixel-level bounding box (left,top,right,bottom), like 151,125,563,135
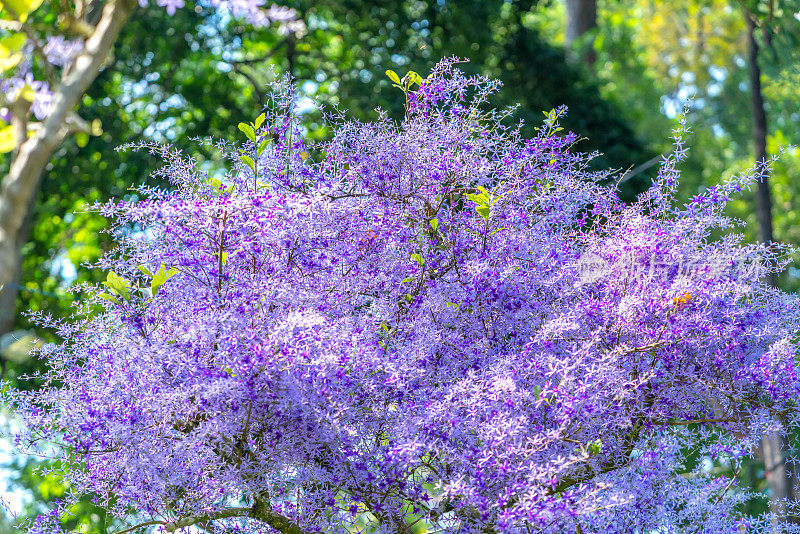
565,0,597,65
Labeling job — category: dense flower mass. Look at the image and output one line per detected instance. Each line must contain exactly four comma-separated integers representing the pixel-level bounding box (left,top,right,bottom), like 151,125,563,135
7,61,800,534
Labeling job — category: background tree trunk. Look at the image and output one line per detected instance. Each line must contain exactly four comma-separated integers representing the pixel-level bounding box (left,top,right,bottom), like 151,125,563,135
0,179,38,337
745,9,796,527
746,14,773,249
565,0,597,66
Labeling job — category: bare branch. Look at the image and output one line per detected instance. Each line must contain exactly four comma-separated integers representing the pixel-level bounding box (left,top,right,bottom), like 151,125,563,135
164,507,251,531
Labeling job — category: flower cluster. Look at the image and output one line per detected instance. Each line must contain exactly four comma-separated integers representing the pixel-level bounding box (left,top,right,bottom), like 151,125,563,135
7,60,800,534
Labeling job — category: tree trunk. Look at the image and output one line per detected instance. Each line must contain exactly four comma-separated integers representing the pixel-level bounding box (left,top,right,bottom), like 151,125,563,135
565,0,597,66
0,0,136,337
0,174,39,336
745,10,796,528
746,15,773,248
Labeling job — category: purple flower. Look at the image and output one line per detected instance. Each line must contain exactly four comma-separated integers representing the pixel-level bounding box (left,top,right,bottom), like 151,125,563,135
156,0,184,16
43,36,83,66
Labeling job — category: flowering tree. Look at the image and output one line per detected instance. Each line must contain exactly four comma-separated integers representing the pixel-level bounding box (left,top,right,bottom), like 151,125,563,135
6,61,800,533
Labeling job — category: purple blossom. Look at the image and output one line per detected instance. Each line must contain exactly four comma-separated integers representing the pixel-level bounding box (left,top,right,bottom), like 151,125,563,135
42,36,83,66
1,73,53,120
266,4,298,22
156,0,184,16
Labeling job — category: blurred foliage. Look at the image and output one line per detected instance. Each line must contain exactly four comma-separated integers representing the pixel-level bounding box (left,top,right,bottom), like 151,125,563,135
727,132,800,294
236,0,655,194
1,458,108,533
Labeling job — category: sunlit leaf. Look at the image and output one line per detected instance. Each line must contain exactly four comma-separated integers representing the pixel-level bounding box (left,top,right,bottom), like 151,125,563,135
0,124,17,153
238,122,255,141
385,69,401,84
0,32,24,71
0,0,44,21
254,113,266,129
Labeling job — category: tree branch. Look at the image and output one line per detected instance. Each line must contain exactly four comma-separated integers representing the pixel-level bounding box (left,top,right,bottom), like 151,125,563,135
649,417,740,426
114,519,166,534
164,507,251,531
156,499,315,534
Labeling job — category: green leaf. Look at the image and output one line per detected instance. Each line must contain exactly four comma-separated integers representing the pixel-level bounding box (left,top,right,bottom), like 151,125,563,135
257,137,270,156
385,69,401,85
152,265,168,290
75,132,89,148
587,439,603,457
410,253,424,266
402,277,414,284
109,272,129,290
254,113,266,129
211,178,223,190
0,33,25,72
429,218,439,231
97,293,119,305
0,33,24,53
476,205,491,220
18,84,34,102
0,0,44,21
103,272,130,299
466,193,488,205
488,227,507,237
532,385,542,400
0,124,16,153
150,263,178,294
238,122,256,142
90,118,103,136
0,50,20,72
137,265,154,278
239,153,256,172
